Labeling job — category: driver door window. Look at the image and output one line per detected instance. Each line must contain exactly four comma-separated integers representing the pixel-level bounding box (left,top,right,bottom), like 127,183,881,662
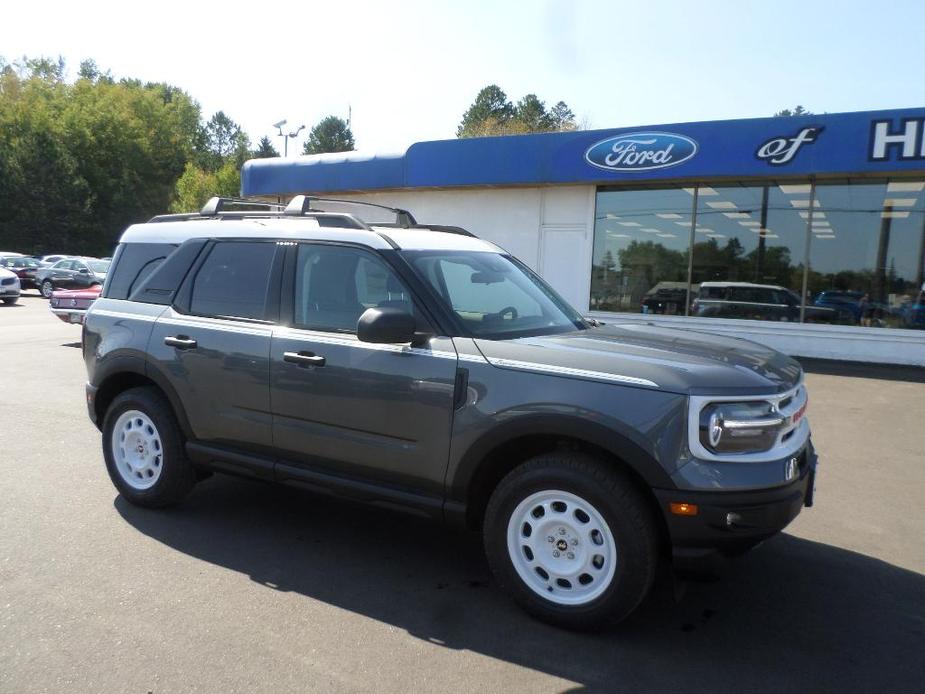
293,245,416,333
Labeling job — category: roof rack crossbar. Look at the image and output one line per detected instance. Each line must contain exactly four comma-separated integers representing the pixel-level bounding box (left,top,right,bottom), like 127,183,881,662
284,195,417,227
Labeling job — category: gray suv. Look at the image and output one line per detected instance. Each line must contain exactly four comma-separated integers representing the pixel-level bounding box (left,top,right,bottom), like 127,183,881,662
82,196,817,629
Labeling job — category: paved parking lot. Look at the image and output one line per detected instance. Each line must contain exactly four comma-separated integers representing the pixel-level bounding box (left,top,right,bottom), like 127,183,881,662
1,294,924,693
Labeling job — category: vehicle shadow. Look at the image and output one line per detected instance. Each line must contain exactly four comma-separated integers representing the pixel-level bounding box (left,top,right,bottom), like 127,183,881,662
115,475,925,693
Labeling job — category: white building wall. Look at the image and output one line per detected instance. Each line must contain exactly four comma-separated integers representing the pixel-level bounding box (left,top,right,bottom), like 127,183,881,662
333,186,925,367
336,186,595,310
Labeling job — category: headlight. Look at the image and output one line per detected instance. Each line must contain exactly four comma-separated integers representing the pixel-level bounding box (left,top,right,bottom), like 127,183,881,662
698,401,784,454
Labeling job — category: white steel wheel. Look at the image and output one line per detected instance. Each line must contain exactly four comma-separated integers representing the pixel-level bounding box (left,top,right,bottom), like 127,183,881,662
506,489,618,606
110,409,164,490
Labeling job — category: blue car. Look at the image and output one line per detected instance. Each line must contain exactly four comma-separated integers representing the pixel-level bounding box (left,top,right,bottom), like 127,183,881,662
901,293,925,329
813,290,864,323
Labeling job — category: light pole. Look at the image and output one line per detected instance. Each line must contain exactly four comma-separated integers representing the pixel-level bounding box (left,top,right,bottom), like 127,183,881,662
273,119,305,157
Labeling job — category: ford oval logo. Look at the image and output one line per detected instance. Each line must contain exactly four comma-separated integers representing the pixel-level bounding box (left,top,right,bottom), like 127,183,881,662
585,131,698,172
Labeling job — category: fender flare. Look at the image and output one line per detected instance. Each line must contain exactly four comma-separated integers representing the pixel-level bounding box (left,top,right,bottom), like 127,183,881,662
93,354,194,439
447,412,675,504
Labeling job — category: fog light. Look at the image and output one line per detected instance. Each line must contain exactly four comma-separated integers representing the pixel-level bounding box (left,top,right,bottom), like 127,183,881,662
670,502,698,516
726,512,742,527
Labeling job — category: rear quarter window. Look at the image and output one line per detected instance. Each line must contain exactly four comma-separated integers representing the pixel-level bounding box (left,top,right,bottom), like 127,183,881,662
105,243,178,300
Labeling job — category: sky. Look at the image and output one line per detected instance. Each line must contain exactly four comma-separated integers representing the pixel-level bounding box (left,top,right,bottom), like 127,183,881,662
3,0,924,154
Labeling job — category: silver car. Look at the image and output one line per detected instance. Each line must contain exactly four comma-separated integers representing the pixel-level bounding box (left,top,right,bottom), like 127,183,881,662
0,267,21,305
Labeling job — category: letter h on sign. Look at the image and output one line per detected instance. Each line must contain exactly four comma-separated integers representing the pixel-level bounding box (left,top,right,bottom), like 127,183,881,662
870,119,925,161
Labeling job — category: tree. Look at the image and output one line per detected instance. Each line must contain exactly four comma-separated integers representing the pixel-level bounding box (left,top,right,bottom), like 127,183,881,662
457,85,515,137
0,56,205,255
252,135,279,159
457,85,579,137
302,115,355,155
774,105,812,117
170,160,240,213
514,94,553,132
549,101,577,131
199,110,248,170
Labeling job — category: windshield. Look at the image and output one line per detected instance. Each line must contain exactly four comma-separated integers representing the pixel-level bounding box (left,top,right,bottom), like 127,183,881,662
86,260,111,273
404,250,587,339
2,257,39,268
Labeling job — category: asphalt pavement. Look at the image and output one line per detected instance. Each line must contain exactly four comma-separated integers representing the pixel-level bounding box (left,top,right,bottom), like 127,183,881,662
1,293,923,693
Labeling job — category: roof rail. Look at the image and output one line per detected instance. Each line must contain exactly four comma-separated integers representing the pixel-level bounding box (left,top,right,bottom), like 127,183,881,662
200,197,285,215
284,195,417,227
375,222,476,238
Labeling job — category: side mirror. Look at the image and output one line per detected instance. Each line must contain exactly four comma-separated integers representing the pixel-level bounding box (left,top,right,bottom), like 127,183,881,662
78,268,90,274
357,307,417,344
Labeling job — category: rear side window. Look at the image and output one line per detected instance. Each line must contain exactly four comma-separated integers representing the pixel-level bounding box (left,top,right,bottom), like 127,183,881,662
106,243,177,300
190,241,276,320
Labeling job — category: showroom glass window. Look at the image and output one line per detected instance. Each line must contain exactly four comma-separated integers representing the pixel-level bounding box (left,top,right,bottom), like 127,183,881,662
810,181,925,329
690,183,815,323
590,180,925,328
590,187,693,313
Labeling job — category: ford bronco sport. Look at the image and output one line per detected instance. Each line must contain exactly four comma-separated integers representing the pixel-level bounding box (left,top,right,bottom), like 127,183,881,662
83,196,817,629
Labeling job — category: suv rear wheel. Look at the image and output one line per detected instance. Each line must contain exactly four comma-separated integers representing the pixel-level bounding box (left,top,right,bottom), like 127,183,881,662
102,386,195,508
483,452,658,630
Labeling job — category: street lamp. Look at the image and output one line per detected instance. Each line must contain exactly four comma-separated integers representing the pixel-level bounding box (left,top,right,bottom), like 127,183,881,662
274,119,305,157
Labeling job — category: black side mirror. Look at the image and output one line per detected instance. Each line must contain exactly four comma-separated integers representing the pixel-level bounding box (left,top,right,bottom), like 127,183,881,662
357,307,417,344
78,268,90,274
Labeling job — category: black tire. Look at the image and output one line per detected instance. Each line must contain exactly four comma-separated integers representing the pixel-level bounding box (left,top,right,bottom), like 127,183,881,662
41,280,54,298
2,297,16,305
101,386,196,508
483,452,659,630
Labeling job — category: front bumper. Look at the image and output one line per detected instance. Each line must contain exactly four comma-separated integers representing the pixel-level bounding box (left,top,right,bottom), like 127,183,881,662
654,442,817,571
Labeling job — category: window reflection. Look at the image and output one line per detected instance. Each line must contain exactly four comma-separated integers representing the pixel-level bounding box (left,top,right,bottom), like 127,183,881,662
590,187,693,314
590,180,925,329
810,182,925,329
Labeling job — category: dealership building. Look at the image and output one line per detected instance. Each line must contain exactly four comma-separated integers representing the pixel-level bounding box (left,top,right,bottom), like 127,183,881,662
241,107,925,366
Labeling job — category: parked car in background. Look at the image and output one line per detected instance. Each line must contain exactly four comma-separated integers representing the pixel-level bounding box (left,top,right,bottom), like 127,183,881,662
49,284,102,324
900,292,925,329
813,290,865,322
640,282,694,315
0,267,21,305
0,251,24,258
35,257,110,298
0,256,42,291
33,254,74,267
693,282,854,324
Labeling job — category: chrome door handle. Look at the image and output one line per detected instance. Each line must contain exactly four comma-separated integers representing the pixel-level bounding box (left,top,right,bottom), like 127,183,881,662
283,351,326,367
164,335,198,350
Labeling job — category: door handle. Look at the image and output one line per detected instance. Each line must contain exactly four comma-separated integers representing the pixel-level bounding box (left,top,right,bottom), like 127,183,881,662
283,351,326,367
164,335,198,350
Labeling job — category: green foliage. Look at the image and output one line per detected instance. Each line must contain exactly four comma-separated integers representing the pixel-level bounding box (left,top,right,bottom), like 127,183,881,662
302,116,355,155
252,135,279,159
458,85,577,137
170,161,240,213
774,105,812,117
0,55,258,256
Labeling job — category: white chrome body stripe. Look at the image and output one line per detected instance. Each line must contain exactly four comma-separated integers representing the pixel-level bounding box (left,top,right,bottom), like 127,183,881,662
485,357,658,388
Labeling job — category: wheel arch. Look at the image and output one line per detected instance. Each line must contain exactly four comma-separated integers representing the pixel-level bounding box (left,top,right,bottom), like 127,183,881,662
449,415,672,541
93,359,193,439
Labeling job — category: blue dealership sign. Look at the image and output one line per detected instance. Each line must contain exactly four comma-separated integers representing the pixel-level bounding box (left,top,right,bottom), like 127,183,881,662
241,107,925,196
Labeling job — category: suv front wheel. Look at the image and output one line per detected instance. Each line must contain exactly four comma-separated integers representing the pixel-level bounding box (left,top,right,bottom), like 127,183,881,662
102,386,196,508
483,452,659,630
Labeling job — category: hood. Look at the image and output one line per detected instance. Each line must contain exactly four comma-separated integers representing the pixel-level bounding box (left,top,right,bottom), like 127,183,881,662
0,268,15,280
474,323,802,395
